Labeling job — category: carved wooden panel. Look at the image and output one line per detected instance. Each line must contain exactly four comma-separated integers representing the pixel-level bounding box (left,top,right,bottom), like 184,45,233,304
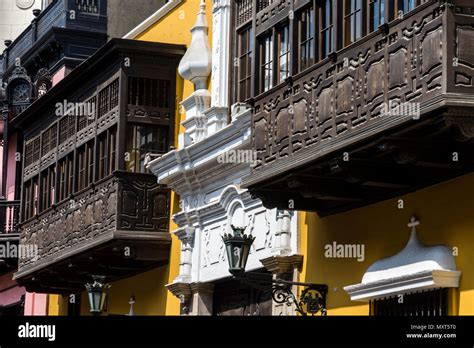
449,9,474,93
256,0,291,35
251,3,446,174
18,176,118,270
117,173,170,232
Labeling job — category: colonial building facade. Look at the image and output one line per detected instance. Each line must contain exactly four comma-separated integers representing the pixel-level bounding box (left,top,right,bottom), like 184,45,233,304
0,0,472,317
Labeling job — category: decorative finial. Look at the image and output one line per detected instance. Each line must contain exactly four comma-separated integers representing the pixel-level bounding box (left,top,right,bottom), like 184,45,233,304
408,216,420,228
178,0,211,91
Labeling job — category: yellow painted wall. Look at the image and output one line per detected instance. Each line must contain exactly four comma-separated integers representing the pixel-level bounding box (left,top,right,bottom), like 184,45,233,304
136,0,213,135
47,295,60,315
300,173,474,315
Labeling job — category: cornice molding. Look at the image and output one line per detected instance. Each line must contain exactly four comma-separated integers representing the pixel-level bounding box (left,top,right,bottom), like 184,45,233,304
260,255,304,275
344,269,462,302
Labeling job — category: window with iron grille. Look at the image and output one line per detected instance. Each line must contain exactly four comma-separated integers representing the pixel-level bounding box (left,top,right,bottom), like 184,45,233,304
42,124,57,156
77,97,96,131
24,141,34,167
33,137,41,163
370,289,448,316
75,0,99,14
98,79,119,118
237,0,253,27
127,77,170,109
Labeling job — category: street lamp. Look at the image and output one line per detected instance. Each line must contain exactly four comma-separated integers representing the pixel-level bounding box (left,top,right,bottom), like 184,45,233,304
85,275,110,316
222,226,255,275
222,225,328,316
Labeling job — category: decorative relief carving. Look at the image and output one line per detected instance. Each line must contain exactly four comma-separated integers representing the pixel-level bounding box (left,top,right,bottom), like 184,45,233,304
420,27,443,75
252,6,445,171
389,48,408,90
454,26,474,88
18,172,171,272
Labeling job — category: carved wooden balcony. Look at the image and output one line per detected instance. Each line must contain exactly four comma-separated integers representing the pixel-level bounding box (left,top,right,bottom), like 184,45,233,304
13,171,171,293
243,0,474,216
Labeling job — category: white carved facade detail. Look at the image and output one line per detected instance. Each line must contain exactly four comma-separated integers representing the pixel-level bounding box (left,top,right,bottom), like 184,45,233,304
148,0,301,316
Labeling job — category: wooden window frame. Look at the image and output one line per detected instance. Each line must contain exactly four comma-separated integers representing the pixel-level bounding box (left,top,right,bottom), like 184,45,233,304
298,6,316,72
126,125,169,174
344,0,365,47
23,181,32,221
320,0,335,59
77,145,88,191
58,155,73,202
259,31,274,93
278,24,291,83
237,25,253,102
369,0,385,32
98,132,109,180
109,128,117,175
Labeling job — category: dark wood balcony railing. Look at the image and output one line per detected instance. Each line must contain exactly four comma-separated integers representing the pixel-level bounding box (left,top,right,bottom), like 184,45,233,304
15,170,171,292
243,1,474,215
0,200,20,234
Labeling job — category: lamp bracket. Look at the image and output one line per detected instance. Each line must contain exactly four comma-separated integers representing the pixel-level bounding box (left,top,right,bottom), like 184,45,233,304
233,271,328,316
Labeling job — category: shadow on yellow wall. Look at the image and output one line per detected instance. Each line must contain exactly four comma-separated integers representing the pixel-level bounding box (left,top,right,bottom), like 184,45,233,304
301,173,474,315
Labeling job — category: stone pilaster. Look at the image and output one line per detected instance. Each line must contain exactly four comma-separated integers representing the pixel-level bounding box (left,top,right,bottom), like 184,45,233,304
260,254,303,316
173,226,195,283
189,282,214,315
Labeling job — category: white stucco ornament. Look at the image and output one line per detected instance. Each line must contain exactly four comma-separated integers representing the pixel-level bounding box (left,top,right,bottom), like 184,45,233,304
362,217,456,283
344,216,461,301
16,0,35,10
178,0,212,90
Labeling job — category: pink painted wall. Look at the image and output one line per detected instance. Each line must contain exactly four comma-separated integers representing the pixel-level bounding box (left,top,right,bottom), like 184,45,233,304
0,271,25,307
52,66,66,86
24,293,48,316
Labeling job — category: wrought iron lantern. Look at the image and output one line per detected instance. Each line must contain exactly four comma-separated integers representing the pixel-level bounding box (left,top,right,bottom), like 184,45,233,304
222,226,328,316
85,275,110,316
222,225,255,275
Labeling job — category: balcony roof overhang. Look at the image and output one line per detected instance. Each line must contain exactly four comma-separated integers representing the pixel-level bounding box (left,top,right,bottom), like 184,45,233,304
13,230,171,294
244,106,474,216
